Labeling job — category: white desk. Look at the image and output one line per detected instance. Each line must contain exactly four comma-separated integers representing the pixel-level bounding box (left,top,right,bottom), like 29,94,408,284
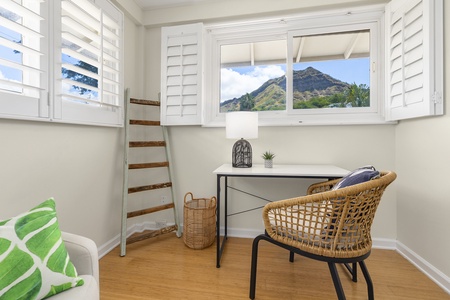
214,164,350,178
213,163,350,268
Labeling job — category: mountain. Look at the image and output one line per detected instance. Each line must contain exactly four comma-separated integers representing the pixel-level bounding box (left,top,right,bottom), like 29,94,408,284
220,67,350,112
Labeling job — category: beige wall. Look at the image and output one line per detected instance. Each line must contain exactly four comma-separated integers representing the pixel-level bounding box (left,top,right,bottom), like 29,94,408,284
143,2,397,238
0,119,124,246
164,125,396,238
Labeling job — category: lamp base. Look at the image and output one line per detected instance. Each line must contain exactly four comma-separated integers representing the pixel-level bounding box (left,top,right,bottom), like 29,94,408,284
232,138,252,168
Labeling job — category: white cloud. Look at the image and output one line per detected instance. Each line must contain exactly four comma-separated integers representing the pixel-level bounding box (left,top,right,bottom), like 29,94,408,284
0,69,22,92
221,65,285,101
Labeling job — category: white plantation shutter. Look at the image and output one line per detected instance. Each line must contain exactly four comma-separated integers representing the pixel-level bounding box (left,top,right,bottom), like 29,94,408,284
161,23,203,125
56,0,123,126
385,0,443,121
0,0,48,119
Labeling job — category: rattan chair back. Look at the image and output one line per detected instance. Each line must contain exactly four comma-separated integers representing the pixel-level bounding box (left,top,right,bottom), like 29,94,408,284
262,171,397,259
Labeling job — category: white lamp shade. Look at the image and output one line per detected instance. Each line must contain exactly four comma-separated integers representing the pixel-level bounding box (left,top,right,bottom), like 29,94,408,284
226,112,258,139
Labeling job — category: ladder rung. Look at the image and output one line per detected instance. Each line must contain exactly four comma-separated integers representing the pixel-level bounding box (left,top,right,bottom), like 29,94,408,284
128,182,172,194
129,162,169,169
127,203,175,218
129,141,166,147
130,120,160,126
130,98,160,106
126,225,177,245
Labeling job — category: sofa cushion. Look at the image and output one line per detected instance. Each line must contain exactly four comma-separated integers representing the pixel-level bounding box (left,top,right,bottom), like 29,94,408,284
0,198,84,299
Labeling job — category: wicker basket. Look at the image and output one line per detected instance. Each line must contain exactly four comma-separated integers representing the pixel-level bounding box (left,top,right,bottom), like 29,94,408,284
183,192,216,250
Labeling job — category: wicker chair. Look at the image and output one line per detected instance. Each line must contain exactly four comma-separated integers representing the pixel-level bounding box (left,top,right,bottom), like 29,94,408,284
249,171,397,300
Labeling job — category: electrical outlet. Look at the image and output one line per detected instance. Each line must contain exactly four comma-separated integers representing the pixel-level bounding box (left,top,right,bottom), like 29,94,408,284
161,195,169,205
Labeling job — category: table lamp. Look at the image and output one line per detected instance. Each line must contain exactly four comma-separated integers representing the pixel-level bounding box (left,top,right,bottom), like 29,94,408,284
226,112,258,168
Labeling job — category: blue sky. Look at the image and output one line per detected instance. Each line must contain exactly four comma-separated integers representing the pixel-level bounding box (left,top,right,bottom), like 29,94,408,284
295,58,370,86
221,57,370,101
0,25,21,82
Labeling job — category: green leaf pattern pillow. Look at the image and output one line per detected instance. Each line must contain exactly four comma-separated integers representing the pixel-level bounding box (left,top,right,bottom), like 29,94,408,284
0,199,84,299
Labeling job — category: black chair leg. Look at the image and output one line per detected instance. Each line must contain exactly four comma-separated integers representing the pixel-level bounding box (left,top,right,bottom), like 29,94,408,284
249,235,263,299
328,262,346,300
343,262,358,282
289,251,295,262
358,260,374,300
352,262,357,282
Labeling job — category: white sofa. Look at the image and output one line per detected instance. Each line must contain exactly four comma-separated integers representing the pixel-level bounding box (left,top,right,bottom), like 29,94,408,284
50,232,100,300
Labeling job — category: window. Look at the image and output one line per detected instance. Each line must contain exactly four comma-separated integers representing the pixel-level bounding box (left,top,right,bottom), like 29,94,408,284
161,0,443,126
220,39,287,112
219,30,371,114
289,30,371,112
205,9,383,126
0,0,124,127
0,0,48,119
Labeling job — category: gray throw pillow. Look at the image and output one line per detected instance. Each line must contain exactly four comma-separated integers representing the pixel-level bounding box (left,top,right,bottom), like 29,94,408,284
332,165,380,190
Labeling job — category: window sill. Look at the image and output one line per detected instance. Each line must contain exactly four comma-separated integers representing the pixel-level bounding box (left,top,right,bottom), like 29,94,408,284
202,112,397,127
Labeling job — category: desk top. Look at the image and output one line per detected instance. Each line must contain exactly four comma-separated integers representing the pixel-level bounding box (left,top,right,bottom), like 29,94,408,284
213,164,350,178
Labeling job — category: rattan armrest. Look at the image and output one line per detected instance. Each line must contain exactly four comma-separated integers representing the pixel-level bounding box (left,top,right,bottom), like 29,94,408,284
262,191,336,253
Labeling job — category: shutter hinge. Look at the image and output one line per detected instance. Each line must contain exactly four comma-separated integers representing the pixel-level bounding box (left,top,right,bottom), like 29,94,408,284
432,91,442,104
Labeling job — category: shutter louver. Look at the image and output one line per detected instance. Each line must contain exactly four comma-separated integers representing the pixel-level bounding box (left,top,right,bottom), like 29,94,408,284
61,0,101,107
161,23,203,125
386,0,443,121
59,0,123,126
0,0,48,118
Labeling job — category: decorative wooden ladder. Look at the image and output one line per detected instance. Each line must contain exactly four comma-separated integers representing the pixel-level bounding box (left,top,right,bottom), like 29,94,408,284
120,89,180,256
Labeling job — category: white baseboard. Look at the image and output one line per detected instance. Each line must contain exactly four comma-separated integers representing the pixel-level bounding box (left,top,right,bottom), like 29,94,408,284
396,241,450,295
98,221,162,258
221,227,262,238
372,237,397,250
98,225,450,296
98,235,120,259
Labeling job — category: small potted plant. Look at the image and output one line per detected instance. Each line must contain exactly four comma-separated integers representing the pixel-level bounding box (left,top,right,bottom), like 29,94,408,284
262,151,275,168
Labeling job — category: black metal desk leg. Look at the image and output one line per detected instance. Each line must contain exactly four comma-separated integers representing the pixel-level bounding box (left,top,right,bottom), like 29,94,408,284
224,176,228,237
216,175,221,268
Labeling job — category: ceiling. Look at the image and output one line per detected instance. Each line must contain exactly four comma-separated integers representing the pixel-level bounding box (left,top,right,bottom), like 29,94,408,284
134,0,217,10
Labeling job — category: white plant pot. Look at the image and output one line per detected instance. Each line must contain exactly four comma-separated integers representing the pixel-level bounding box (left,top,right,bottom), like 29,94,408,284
264,159,273,168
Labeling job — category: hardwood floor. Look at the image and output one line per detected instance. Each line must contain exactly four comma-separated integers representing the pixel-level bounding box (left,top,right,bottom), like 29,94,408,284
100,233,449,299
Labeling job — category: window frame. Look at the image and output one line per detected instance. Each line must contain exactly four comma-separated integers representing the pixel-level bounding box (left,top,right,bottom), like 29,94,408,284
0,0,124,127
204,6,389,127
